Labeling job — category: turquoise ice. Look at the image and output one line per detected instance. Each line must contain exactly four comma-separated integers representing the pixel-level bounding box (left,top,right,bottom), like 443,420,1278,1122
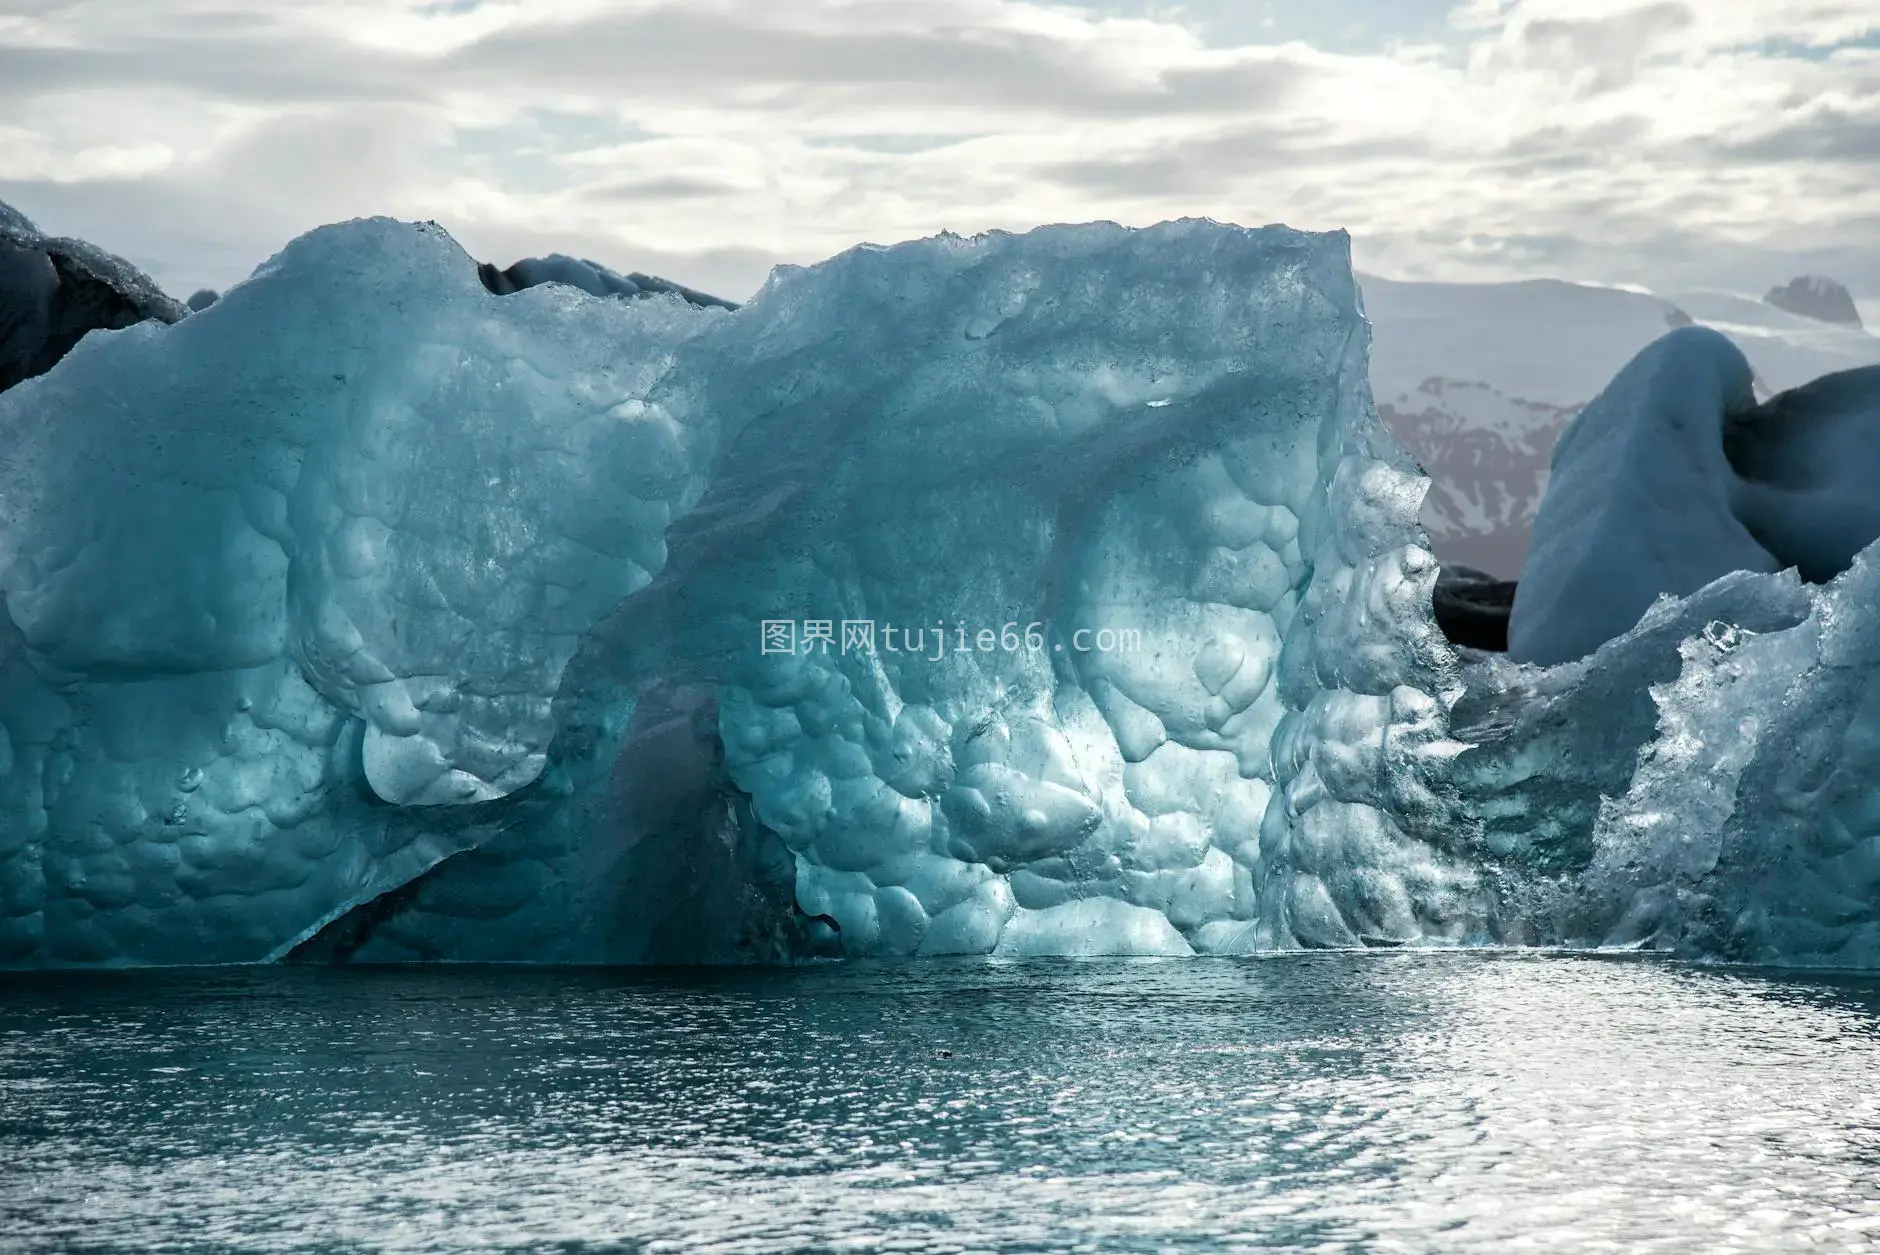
13,214,1880,969
0,216,1467,965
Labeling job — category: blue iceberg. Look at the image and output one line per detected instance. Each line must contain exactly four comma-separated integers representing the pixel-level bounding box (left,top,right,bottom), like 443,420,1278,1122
0,215,1470,966
1479,325,1880,965
1510,325,1880,668
10,211,1880,970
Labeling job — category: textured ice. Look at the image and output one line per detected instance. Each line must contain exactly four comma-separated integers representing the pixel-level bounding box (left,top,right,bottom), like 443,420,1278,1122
21,213,1880,971
1452,570,1811,875
1455,333,1880,964
1573,553,1880,965
1451,552,1880,966
1,219,727,964
0,216,1476,966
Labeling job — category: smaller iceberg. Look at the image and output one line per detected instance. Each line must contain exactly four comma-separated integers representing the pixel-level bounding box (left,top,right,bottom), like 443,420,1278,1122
0,204,185,395
476,252,738,311
1511,326,1880,665
1462,323,1880,966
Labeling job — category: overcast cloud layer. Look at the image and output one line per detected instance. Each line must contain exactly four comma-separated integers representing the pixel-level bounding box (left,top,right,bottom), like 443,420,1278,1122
1,0,1876,304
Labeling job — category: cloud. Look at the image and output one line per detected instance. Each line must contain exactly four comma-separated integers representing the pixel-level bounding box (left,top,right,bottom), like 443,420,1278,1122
1497,1,1695,92
1718,105,1880,163
1044,123,1420,196
0,0,1874,307
440,3,1310,118
0,10,421,105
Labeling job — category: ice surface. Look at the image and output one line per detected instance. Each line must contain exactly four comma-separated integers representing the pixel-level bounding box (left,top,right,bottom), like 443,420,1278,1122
321,222,1482,962
0,216,1474,966
1571,551,1880,965
1729,364,1880,583
1452,570,1811,876
1451,551,1880,967
0,218,729,963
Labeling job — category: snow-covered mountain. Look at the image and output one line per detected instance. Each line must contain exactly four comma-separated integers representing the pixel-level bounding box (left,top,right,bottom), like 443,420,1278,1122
1365,275,1880,577
1765,275,1863,328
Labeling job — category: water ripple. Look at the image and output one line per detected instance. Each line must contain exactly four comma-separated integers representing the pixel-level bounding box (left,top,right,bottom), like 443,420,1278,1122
2,953,1878,1252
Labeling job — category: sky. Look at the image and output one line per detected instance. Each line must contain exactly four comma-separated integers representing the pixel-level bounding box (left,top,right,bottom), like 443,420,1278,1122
1,0,1877,312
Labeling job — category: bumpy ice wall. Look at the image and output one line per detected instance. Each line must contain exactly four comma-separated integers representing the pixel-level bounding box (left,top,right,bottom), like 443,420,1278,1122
0,216,1479,966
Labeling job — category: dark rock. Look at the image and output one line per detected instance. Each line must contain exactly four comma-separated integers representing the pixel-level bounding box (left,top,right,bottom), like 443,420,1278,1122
1434,564,1517,652
1764,275,1863,328
0,200,187,395
186,288,219,312
478,252,739,311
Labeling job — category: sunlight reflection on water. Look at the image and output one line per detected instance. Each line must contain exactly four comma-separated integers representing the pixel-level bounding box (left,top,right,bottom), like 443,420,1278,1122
3,953,1879,1253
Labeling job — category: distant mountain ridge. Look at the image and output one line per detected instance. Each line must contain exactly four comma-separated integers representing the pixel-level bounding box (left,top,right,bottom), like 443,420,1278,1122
1375,377,1578,577
1765,275,1863,328
1364,274,1880,577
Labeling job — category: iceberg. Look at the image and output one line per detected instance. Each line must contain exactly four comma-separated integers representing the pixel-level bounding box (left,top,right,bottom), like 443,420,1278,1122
10,207,1880,971
1509,328,1775,666
1730,362,1880,583
1512,327,1880,665
1457,325,1880,965
1453,553,1880,967
1572,551,1880,966
1,204,186,395
0,215,1472,966
476,252,738,311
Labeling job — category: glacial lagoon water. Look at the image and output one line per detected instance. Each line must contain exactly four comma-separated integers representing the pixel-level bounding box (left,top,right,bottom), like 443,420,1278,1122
3,954,1879,1253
